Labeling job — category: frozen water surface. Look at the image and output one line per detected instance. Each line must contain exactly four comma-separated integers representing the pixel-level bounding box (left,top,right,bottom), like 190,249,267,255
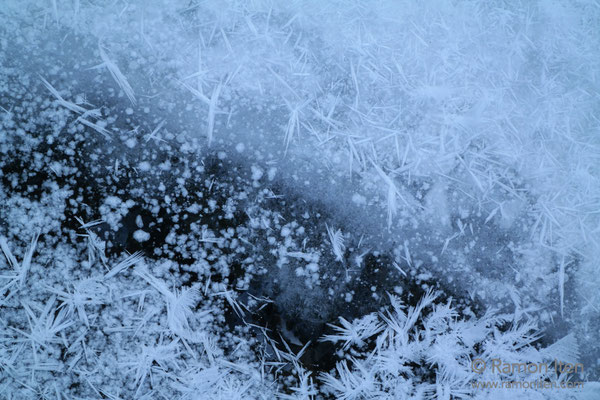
0,1,599,399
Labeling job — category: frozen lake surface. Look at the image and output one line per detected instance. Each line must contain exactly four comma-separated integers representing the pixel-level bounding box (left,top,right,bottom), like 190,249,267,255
0,1,599,398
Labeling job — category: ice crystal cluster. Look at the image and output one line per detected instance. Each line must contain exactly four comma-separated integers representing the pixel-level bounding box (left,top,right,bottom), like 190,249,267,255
0,1,599,399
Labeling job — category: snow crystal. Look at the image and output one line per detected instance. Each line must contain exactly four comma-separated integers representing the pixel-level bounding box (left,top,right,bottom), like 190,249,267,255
138,161,150,172
251,165,264,181
1,0,599,397
125,137,137,148
133,229,150,242
104,195,122,208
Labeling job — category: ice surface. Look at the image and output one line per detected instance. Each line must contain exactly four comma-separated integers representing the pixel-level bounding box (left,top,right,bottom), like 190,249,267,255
0,0,599,398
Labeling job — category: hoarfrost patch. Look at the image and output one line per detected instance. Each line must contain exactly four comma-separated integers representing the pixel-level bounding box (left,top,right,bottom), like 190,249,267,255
0,0,598,398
